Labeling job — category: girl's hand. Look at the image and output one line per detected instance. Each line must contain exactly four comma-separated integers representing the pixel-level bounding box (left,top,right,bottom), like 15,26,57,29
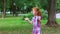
25,18,33,24
24,18,29,21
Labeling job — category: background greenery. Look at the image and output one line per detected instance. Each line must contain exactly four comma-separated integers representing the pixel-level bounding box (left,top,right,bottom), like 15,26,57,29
0,0,60,34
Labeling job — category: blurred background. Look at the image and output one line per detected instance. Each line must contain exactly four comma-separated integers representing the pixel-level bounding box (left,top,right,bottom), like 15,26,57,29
0,0,60,34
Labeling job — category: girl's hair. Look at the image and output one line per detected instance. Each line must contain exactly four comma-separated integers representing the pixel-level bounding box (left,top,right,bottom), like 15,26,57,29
32,7,42,20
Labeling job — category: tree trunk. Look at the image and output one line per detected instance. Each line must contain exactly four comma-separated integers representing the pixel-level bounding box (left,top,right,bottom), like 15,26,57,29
10,0,17,16
2,0,6,18
46,0,58,27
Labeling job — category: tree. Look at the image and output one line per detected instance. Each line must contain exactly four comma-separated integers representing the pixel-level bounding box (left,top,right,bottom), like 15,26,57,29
2,0,6,18
46,0,58,27
40,0,49,9
0,0,3,11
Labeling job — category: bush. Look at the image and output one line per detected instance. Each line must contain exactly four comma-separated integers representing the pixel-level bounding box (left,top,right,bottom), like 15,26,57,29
22,9,48,20
26,9,48,20
43,13,48,20
21,13,33,20
26,13,33,20
40,9,48,20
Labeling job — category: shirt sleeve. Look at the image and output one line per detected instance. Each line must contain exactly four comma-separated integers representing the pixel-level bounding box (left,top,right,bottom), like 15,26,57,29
32,17,34,21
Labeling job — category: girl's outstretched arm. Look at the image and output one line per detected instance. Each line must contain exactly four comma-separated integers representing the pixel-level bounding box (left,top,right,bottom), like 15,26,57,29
25,18,33,24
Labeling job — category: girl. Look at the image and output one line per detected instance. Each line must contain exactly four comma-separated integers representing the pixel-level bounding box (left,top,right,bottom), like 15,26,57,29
25,7,42,34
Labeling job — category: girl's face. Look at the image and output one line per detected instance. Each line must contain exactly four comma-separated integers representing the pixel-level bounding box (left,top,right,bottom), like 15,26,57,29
32,9,37,16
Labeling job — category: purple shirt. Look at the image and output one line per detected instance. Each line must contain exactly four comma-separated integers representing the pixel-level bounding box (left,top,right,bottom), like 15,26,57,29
32,16,41,27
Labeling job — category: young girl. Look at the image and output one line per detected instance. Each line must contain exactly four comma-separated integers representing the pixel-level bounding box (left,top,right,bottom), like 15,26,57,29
25,7,42,34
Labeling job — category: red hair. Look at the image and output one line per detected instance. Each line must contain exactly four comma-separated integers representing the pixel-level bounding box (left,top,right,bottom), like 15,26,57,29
32,7,42,20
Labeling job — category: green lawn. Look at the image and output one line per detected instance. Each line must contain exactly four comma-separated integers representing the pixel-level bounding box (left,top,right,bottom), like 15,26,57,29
0,17,60,34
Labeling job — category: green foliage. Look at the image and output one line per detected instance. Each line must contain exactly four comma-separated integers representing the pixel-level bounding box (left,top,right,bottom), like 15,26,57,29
0,0,3,10
40,0,49,9
6,0,10,9
0,0,60,12
22,12,33,20
23,9,48,20
56,0,60,10
43,13,48,20
40,9,48,20
22,9,48,20
19,12,33,20
26,13,33,20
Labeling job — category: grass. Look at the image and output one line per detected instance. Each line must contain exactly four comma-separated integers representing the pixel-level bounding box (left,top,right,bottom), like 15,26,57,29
0,16,60,34
56,18,60,23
